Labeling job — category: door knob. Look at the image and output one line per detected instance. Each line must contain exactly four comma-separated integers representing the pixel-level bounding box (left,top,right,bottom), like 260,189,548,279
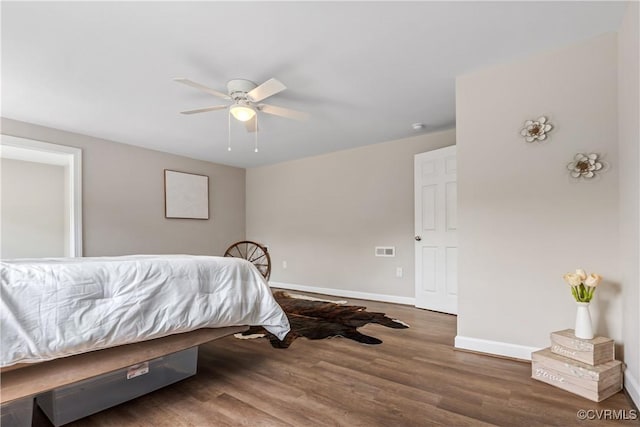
415,236,422,241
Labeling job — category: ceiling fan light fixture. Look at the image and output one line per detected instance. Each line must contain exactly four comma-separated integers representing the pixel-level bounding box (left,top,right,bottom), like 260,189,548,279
230,103,256,122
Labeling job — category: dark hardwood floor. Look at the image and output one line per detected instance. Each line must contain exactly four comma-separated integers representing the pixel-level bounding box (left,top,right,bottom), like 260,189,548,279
34,292,638,426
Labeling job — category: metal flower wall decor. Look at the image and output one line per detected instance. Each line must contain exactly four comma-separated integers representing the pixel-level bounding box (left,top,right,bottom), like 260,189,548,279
567,153,603,179
520,116,553,142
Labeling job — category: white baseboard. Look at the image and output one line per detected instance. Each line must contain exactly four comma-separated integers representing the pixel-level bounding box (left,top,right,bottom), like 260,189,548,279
269,281,415,306
625,370,640,409
454,335,540,361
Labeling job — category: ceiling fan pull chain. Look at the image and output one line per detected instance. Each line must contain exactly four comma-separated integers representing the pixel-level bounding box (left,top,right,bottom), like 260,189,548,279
227,109,232,152
254,114,259,153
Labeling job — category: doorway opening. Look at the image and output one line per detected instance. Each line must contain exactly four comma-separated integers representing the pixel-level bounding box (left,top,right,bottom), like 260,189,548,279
1,135,82,257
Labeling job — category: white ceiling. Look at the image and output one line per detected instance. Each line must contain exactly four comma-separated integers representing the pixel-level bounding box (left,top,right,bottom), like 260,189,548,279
1,1,627,168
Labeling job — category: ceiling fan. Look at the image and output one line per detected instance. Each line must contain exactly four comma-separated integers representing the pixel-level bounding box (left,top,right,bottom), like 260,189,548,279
173,77,308,134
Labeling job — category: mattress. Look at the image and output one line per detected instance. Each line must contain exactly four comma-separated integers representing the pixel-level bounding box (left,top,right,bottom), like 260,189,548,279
0,255,290,367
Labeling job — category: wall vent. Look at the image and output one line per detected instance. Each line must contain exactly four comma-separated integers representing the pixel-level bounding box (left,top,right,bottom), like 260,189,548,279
375,246,396,257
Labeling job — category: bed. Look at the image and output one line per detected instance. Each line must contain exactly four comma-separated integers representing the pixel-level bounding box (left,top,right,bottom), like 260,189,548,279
0,255,290,422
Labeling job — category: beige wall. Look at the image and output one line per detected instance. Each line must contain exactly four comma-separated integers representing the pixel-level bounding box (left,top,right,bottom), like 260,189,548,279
247,129,455,300
1,118,246,257
618,1,639,407
456,33,621,354
1,158,66,258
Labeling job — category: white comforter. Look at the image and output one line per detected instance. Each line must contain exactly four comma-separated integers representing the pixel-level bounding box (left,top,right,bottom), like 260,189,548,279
0,255,290,367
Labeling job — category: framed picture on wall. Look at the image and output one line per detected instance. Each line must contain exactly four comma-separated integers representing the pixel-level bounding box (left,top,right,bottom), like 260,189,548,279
164,169,209,219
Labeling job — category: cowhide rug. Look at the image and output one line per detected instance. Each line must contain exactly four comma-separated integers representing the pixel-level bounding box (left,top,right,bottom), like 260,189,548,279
235,291,409,348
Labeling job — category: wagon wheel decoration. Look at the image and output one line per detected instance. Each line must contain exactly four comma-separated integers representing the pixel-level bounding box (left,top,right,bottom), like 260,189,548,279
224,241,271,280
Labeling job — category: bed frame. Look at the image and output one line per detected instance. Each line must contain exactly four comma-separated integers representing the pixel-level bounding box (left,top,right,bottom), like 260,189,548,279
0,326,247,405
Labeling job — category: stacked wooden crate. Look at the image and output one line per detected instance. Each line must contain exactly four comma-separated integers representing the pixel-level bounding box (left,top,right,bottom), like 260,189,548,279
531,329,623,402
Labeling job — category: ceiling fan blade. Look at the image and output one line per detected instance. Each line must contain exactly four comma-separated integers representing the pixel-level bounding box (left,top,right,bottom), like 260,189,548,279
180,105,228,115
245,116,257,133
260,103,309,121
247,78,286,102
174,78,230,99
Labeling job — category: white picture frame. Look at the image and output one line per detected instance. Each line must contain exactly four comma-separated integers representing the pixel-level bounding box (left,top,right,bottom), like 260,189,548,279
164,169,209,219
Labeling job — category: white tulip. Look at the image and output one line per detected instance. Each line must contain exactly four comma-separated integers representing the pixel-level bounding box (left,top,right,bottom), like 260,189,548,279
585,273,602,288
563,273,582,287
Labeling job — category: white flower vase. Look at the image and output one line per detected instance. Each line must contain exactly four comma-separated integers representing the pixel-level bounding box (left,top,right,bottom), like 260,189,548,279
574,302,594,340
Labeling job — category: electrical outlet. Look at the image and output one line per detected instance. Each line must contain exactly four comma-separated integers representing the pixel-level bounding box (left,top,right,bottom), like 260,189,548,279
396,267,403,278
282,260,287,269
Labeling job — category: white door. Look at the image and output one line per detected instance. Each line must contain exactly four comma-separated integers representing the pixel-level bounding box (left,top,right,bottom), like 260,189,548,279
414,146,457,314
